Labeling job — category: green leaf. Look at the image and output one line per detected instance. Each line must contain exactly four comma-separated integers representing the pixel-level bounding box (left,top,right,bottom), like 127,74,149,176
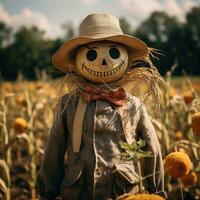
137,152,154,159
137,139,146,148
119,139,153,161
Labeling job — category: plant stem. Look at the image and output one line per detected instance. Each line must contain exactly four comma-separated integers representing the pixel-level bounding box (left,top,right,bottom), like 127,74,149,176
25,86,36,199
136,159,143,193
1,99,11,200
180,181,184,200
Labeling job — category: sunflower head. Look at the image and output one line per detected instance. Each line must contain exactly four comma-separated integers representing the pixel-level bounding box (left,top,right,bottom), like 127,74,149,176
122,193,165,200
13,117,28,133
164,152,192,178
16,95,27,107
183,91,193,104
169,86,177,98
181,171,198,187
175,131,183,140
191,112,200,136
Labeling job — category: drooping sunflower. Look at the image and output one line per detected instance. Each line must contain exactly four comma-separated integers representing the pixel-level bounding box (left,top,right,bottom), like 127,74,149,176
13,117,28,133
181,171,198,187
164,152,192,178
191,112,200,136
122,193,165,200
183,91,193,104
175,131,183,140
16,95,27,107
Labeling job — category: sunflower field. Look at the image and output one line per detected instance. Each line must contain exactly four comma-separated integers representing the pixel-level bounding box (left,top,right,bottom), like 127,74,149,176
0,71,200,200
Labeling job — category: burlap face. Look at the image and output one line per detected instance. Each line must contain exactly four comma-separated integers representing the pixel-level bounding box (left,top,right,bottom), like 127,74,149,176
75,41,129,83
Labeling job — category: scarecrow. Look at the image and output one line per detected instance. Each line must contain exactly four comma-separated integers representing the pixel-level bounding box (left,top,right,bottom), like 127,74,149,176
38,13,166,200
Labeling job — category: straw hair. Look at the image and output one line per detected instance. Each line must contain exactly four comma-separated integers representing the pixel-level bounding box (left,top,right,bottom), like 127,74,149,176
57,48,165,114
52,13,148,72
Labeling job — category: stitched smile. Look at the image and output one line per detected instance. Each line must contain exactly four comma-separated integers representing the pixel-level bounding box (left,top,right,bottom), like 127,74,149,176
81,61,125,77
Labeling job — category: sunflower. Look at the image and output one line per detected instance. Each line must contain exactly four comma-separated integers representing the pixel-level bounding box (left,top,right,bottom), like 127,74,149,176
175,131,183,140
181,171,198,187
16,95,27,107
13,117,28,133
164,152,192,178
169,86,177,98
116,193,130,200
191,112,200,136
183,91,193,104
123,193,165,200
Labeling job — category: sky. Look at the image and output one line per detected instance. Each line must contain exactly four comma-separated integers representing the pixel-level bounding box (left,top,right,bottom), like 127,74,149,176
0,0,199,39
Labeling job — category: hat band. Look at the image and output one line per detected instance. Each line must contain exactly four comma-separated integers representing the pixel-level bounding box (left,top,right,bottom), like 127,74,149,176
79,32,122,38
79,25,123,36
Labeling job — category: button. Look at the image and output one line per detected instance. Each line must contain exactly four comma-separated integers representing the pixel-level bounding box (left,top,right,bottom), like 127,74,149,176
96,167,104,174
97,114,103,119
97,150,103,154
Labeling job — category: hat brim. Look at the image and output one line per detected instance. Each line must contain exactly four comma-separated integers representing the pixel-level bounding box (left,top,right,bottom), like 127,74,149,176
52,34,148,72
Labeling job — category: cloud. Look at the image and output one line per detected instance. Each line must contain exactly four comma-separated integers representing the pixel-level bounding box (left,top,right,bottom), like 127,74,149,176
43,0,63,1
80,0,99,5
119,0,198,22
182,0,198,13
120,0,162,21
0,3,63,39
163,0,183,19
0,0,198,39
0,4,12,25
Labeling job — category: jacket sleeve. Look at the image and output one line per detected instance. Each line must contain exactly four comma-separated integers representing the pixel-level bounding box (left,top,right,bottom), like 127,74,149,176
37,97,67,199
136,103,166,196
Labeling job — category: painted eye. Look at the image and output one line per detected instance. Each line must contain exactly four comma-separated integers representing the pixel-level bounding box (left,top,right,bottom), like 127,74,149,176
109,47,120,59
86,50,97,61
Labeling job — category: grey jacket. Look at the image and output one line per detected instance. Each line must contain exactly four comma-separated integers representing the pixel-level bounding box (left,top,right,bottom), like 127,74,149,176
37,92,165,200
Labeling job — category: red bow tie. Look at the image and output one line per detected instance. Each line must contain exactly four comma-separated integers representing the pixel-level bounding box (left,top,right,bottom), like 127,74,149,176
81,86,127,107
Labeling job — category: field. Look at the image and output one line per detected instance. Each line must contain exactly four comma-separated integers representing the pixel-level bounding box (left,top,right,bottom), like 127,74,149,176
0,75,200,200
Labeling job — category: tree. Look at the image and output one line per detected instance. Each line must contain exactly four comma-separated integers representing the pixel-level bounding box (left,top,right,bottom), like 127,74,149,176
0,22,12,80
1,7,200,80
119,17,133,35
181,7,200,75
135,12,183,75
2,26,53,80
0,22,11,48
62,22,75,40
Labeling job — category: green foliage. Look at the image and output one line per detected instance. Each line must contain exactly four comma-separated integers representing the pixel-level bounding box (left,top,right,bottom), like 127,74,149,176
134,7,200,75
0,6,200,80
135,12,179,46
119,17,133,35
1,26,54,80
182,7,200,74
0,22,11,48
120,139,153,161
62,22,76,40
135,11,183,74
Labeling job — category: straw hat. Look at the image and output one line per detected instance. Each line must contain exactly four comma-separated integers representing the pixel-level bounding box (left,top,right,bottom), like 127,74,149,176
52,13,148,72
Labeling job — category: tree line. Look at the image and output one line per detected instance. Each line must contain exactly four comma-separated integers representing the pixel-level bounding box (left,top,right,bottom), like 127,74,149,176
0,7,199,80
